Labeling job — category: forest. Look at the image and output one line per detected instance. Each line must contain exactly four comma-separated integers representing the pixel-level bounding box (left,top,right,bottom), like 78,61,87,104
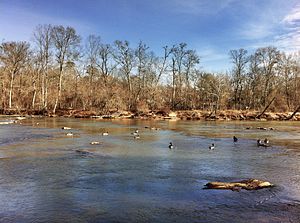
0,24,299,115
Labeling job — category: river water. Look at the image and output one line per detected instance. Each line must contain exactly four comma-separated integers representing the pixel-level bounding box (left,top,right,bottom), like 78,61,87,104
0,118,299,222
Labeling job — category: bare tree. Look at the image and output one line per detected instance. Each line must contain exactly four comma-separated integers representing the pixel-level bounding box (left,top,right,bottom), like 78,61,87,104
229,49,249,109
113,40,135,110
85,35,101,107
255,47,281,107
33,24,53,110
183,49,200,109
98,43,114,79
0,41,31,109
169,43,199,109
51,25,81,114
278,53,298,110
155,46,171,86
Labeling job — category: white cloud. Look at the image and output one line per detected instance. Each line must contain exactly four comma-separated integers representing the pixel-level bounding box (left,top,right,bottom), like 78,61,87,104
282,5,300,24
276,4,300,52
170,0,236,15
239,23,273,40
275,31,300,51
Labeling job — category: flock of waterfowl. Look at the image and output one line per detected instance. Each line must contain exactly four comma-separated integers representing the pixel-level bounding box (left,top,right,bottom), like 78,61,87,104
0,117,273,152
0,117,276,190
61,125,271,152
169,134,270,151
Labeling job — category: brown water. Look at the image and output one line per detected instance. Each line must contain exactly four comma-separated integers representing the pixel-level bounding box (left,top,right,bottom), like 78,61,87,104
0,118,299,222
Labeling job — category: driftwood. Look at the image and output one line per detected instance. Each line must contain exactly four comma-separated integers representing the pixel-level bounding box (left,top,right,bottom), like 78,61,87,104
204,179,273,191
285,105,300,120
256,97,276,119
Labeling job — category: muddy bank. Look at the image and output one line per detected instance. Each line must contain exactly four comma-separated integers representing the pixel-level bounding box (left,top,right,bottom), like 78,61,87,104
1,109,300,121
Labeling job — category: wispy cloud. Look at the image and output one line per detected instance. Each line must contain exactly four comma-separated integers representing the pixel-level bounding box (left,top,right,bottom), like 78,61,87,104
234,1,300,53
239,23,273,40
282,5,300,24
236,2,281,41
170,0,236,15
275,4,300,52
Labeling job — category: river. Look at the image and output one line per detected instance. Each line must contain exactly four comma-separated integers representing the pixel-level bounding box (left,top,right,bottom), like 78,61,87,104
0,118,299,222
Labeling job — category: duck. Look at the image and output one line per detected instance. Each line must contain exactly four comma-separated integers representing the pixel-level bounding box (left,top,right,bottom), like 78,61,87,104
62,127,72,130
102,132,109,136
209,143,215,150
257,139,262,146
151,127,160,131
66,132,73,136
134,135,140,139
233,136,238,142
257,127,267,130
257,139,269,147
264,138,269,144
169,142,174,149
132,129,139,136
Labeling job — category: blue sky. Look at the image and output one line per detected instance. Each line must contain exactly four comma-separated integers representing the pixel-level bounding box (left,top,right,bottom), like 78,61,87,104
0,0,299,72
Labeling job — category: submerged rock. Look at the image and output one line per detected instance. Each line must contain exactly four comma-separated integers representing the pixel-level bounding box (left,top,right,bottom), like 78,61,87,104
90,141,101,145
75,150,92,155
204,179,274,191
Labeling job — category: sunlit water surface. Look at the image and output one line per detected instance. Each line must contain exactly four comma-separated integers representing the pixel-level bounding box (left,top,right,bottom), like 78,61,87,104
0,118,299,222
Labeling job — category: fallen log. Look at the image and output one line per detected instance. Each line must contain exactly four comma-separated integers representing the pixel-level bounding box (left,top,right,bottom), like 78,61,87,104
285,105,300,120
204,179,274,191
256,97,276,119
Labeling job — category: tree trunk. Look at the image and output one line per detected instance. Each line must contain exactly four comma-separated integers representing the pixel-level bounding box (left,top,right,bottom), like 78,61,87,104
285,105,300,120
45,72,48,109
53,66,63,114
172,73,176,110
256,96,275,119
171,59,176,110
41,68,47,109
127,73,132,110
41,73,45,108
32,81,36,109
9,72,14,109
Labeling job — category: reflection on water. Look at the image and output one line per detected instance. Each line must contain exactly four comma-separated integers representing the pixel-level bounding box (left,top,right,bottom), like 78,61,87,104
0,118,299,222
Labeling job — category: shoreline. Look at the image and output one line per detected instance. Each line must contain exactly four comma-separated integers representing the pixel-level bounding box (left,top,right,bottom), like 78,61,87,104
1,109,300,121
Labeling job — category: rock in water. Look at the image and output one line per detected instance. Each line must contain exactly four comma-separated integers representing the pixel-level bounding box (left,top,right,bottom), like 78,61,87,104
75,150,92,155
204,179,274,191
90,141,100,145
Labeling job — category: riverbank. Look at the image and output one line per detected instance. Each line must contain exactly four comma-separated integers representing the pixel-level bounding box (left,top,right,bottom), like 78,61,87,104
1,109,300,121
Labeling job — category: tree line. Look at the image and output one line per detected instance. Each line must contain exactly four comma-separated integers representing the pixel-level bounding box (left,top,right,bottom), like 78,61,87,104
0,24,299,114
